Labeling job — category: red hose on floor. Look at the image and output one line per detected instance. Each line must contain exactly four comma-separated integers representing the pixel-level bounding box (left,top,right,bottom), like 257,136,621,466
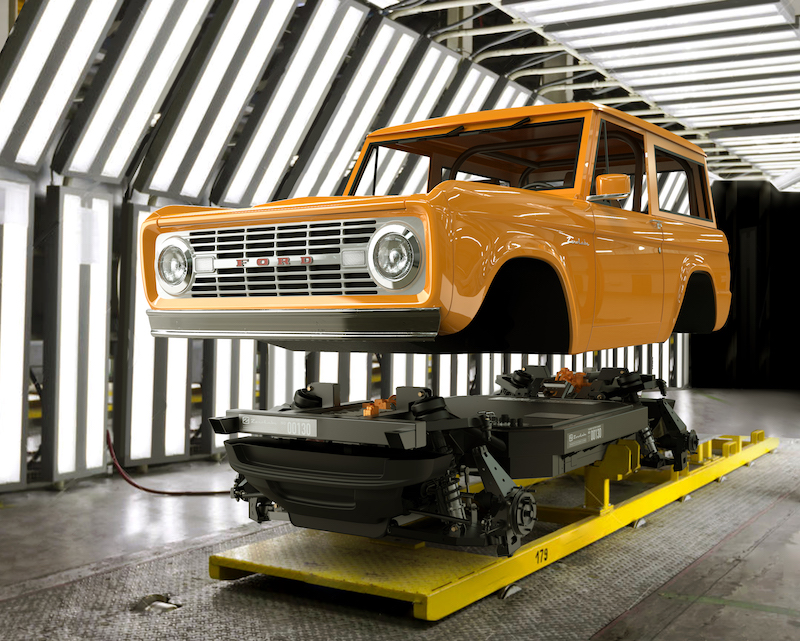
106,429,229,496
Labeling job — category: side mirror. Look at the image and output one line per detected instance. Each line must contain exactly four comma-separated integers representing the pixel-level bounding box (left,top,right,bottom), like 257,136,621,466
587,174,631,202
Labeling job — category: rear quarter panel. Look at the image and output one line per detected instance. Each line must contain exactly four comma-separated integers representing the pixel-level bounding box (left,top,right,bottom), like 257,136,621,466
645,137,732,339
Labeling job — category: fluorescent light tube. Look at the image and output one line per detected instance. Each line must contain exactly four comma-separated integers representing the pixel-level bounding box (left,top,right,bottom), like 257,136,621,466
553,5,788,49
662,94,800,114
456,355,468,396
101,0,211,179
57,195,84,474
319,352,339,383
439,354,451,397
84,197,111,470
349,353,369,402
0,0,76,154
225,0,345,204
391,354,406,388
413,354,426,388
270,346,287,406
150,1,259,192
642,76,800,101
481,353,491,394
772,166,800,190
292,350,306,401
511,0,713,26
684,111,800,126
181,1,295,198
251,5,365,204
238,340,256,409
70,0,175,174
129,208,157,460
164,338,189,457
214,339,233,449
617,55,800,86
588,30,800,68
0,181,30,485
670,99,800,118
16,0,118,166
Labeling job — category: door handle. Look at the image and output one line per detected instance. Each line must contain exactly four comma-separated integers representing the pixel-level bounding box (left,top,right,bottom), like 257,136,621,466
651,220,662,230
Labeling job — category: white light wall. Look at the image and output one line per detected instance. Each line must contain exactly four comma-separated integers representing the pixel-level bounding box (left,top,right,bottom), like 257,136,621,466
43,188,112,480
0,179,32,487
217,0,369,206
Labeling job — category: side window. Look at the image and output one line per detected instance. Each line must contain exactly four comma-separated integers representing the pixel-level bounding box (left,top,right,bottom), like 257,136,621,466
654,147,710,220
592,120,647,213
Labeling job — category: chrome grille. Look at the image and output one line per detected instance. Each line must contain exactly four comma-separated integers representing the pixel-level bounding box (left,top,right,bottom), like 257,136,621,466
185,219,379,297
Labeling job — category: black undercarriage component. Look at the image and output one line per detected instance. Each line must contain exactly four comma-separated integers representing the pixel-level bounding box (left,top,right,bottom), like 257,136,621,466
219,367,698,556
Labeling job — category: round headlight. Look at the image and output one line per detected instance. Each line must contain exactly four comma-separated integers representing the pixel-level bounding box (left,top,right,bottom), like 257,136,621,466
375,233,413,280
157,237,194,296
368,224,420,289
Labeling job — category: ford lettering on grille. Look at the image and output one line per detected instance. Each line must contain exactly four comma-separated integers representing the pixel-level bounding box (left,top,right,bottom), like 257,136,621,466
185,218,379,298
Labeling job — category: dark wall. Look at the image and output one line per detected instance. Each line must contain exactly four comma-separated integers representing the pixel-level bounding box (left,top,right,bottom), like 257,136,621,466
691,181,800,388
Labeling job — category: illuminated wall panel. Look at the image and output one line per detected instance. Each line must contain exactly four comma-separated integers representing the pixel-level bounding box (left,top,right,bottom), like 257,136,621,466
0,0,123,171
134,0,295,201
214,0,369,206
282,17,417,199
0,176,34,489
114,204,193,466
53,0,213,183
41,187,112,482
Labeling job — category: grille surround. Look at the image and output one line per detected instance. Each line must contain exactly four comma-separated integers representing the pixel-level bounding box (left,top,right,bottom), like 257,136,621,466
153,216,426,299
186,219,377,298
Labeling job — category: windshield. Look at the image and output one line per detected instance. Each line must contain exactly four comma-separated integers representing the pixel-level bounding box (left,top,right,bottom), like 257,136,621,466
351,118,585,197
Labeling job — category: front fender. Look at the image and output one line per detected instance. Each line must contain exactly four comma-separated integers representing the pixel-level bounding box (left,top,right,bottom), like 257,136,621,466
429,183,595,352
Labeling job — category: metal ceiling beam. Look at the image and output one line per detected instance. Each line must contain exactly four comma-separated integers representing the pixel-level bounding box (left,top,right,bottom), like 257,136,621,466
537,80,623,97
510,64,597,79
472,44,566,63
390,0,489,19
433,21,529,43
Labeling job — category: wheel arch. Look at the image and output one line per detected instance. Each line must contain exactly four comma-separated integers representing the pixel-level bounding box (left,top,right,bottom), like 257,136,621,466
440,255,574,353
672,269,717,334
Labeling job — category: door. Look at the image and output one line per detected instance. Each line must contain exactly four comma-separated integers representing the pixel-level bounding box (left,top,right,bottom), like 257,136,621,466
589,118,664,350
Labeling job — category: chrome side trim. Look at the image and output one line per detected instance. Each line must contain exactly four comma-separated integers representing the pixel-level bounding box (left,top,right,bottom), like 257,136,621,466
146,308,441,341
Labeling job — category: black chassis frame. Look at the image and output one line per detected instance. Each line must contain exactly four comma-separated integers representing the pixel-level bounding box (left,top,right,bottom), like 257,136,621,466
211,367,697,557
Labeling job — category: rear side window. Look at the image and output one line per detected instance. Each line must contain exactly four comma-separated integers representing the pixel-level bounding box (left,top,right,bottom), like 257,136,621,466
654,147,711,220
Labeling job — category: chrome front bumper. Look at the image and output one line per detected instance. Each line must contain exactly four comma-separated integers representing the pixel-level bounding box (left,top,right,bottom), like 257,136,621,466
146,308,441,341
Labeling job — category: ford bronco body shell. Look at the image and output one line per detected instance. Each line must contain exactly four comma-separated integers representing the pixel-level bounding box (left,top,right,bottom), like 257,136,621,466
142,103,730,354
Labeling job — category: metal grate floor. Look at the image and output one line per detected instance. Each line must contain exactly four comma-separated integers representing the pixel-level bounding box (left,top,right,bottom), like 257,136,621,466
1,439,798,641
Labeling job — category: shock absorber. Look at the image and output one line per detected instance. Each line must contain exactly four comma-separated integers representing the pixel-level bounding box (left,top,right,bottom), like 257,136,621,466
439,468,466,521
640,424,658,456
639,423,667,468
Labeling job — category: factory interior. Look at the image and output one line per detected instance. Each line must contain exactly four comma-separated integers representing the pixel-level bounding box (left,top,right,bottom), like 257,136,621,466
1,1,799,639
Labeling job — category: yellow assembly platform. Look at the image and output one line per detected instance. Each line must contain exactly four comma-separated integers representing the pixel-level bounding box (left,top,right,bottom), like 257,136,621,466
209,431,777,621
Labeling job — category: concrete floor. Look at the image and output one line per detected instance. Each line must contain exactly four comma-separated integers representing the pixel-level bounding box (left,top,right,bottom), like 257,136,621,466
0,388,798,639
593,482,800,641
0,459,257,590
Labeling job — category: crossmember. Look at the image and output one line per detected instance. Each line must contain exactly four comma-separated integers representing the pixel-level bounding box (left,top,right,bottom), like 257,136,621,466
209,430,777,620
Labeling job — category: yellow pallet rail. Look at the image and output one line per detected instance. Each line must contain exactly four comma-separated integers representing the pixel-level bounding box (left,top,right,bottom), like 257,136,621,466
209,431,777,621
